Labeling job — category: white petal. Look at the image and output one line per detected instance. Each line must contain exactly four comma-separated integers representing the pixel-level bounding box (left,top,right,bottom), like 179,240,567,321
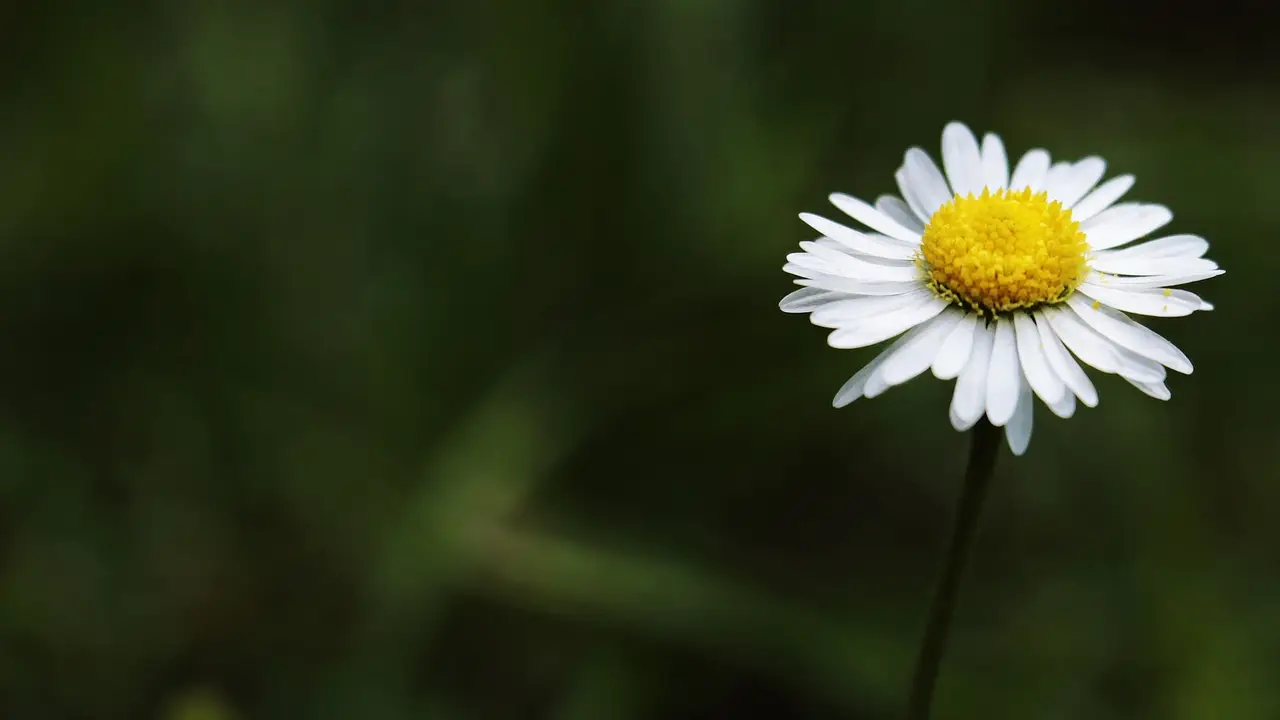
1078,285,1201,317
941,122,984,198
797,240,916,273
981,133,1008,191
1040,305,1122,375
785,248,863,275
949,403,975,432
1081,204,1173,250
949,320,995,430
1174,289,1212,311
1085,270,1223,289
931,312,978,379
876,309,964,387
809,237,918,268
1013,312,1066,405
1033,311,1098,407
1088,256,1219,277
783,257,918,283
1051,157,1106,208
1009,149,1051,191
862,367,892,399
796,276,923,296
797,213,918,260
1044,162,1072,200
1042,310,1165,386
1070,174,1134,221
1125,377,1171,401
827,295,949,349
1065,295,1192,374
904,148,954,217
832,331,916,408
810,288,933,328
1005,376,1034,456
1045,384,1077,419
985,315,1021,426
780,287,843,314
828,194,923,244
1092,234,1209,262
783,249,916,278
1080,202,1138,228
896,166,932,225
800,238,910,264
1113,343,1167,384
875,195,925,234
864,319,947,399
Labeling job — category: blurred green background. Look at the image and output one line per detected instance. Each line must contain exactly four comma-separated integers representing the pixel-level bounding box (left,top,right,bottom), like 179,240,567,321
0,0,1273,718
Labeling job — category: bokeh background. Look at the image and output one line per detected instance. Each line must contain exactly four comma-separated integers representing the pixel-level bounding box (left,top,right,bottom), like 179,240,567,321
1,0,1274,718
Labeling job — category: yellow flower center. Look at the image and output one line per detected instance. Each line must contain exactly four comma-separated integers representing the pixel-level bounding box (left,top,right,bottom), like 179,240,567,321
918,187,1089,314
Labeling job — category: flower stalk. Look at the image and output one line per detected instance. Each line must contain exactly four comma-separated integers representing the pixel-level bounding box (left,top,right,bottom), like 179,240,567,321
906,419,1002,720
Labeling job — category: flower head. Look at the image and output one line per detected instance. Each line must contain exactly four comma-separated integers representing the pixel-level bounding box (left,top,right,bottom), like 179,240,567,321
780,122,1222,455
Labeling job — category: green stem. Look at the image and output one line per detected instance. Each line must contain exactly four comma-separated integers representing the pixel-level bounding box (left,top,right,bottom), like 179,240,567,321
906,419,1002,720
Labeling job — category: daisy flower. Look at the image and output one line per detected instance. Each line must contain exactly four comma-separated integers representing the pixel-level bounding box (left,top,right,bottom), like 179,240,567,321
780,122,1221,455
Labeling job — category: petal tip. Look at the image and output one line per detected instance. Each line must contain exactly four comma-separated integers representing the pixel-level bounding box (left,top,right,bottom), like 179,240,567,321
1007,437,1029,456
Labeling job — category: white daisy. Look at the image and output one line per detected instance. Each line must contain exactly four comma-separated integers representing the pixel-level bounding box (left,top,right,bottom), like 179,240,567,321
780,121,1222,455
